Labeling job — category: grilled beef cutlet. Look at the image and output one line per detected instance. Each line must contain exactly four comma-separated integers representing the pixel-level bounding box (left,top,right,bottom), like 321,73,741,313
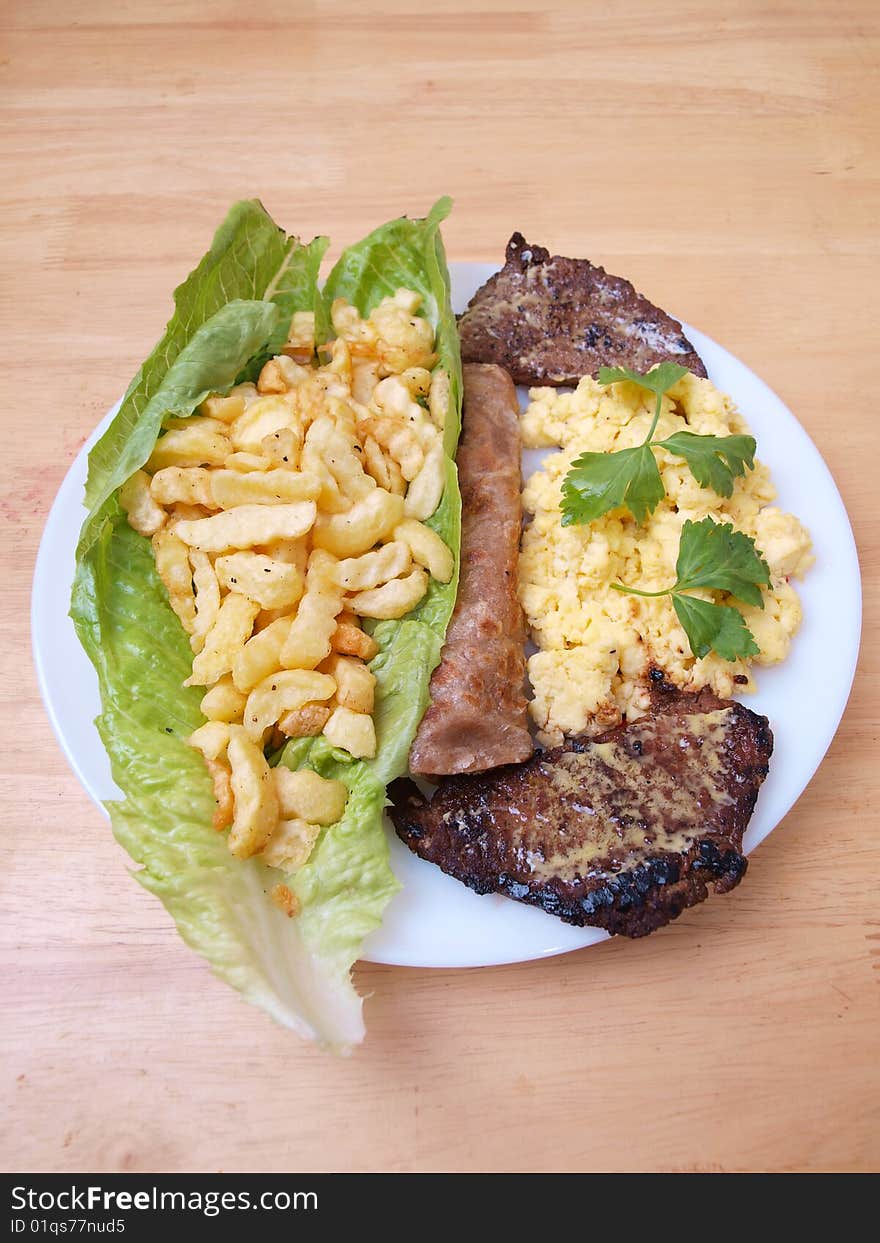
409,363,533,778
458,233,707,387
391,687,772,938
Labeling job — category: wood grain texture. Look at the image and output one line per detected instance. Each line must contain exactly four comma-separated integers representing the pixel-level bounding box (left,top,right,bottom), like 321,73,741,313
2,0,878,1174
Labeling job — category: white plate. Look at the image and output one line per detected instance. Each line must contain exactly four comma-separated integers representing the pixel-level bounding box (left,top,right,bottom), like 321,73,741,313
32,262,862,969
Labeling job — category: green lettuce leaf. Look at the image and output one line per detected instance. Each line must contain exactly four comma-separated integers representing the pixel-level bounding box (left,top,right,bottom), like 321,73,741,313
78,299,280,559
282,198,466,996
321,194,463,654
367,619,444,785
71,200,461,1051
272,737,398,967
81,200,327,557
71,205,388,1051
238,232,329,382
73,507,390,1050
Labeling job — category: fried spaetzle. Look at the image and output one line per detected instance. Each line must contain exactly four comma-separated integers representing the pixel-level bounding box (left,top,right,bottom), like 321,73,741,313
121,291,453,877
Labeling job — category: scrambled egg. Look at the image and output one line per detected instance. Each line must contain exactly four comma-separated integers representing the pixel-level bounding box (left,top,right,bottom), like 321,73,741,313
519,372,813,745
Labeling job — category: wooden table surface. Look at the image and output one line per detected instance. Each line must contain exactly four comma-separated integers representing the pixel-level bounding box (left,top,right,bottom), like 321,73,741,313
2,0,878,1174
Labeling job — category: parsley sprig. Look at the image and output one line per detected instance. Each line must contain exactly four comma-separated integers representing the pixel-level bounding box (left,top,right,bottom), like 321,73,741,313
612,517,771,661
560,364,756,527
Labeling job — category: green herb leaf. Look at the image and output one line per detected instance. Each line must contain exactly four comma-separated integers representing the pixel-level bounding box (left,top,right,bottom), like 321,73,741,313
597,361,689,398
656,431,756,498
563,362,690,525
561,443,665,525
674,517,771,607
612,515,769,661
672,595,761,661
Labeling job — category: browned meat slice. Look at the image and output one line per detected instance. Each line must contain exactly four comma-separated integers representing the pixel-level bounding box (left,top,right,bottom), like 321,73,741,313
458,233,707,386
409,363,533,778
392,687,772,937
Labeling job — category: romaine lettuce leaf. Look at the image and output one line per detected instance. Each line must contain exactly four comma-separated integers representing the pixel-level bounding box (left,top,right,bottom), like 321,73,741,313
81,200,327,556
322,195,461,459
272,737,399,966
319,197,463,787
367,620,443,786
238,231,330,383
71,199,461,1051
78,299,280,560
73,507,389,1049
